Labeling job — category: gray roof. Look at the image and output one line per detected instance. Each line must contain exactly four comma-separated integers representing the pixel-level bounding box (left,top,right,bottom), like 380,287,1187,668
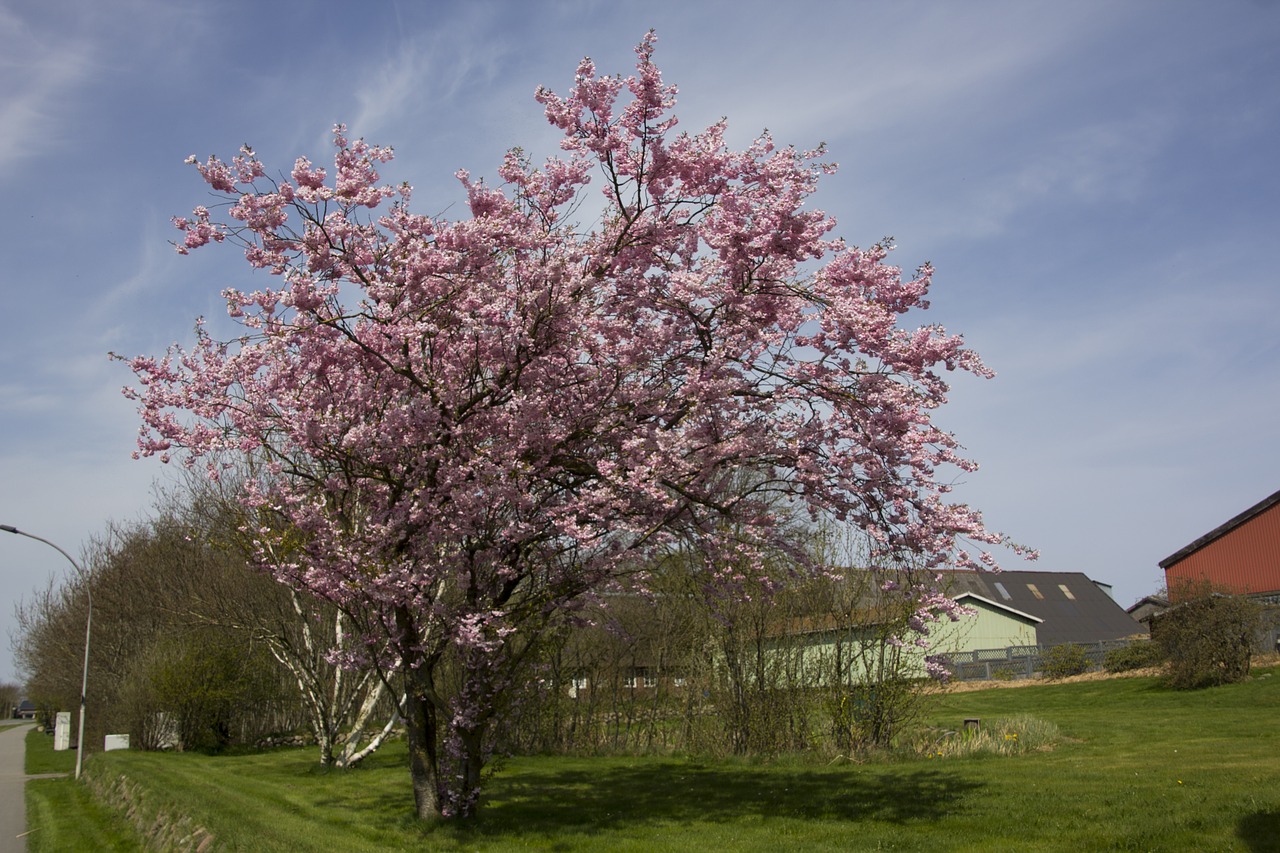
940,570,1145,646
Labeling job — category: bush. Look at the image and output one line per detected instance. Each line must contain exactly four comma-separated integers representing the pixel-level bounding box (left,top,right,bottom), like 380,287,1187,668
1040,643,1091,679
121,630,291,752
827,680,923,753
1154,590,1262,689
1103,640,1163,673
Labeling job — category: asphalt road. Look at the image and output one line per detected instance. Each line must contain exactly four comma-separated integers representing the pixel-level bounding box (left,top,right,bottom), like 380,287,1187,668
0,723,31,853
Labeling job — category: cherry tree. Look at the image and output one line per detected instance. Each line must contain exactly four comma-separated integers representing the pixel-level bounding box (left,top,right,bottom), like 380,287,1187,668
121,34,1019,820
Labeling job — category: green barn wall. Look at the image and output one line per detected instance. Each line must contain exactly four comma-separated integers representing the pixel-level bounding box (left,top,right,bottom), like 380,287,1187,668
756,599,1040,687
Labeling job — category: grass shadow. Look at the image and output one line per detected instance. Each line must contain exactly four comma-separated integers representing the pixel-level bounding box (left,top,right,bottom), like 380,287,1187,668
453,759,984,843
1237,809,1280,852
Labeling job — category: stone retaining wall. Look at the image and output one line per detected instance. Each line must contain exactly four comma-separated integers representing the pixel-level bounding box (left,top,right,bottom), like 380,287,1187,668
83,765,216,852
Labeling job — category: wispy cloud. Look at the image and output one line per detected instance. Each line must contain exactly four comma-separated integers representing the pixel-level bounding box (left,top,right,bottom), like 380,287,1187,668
94,215,174,314
348,8,510,143
950,111,1174,240
662,2,1116,144
0,12,94,180
0,382,61,415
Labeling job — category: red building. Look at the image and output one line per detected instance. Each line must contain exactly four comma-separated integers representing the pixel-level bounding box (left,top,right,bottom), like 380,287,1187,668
1159,489,1280,605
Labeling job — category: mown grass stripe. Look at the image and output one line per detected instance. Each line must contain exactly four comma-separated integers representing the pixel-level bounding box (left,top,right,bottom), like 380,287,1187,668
25,667,1280,851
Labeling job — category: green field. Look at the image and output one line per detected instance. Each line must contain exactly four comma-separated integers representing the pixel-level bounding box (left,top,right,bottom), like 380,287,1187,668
26,668,1280,851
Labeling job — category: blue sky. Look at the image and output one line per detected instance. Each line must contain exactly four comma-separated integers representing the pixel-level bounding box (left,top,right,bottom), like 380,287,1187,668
2,0,1278,684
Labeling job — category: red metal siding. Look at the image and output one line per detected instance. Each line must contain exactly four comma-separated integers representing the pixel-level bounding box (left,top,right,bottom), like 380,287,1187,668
1165,501,1280,599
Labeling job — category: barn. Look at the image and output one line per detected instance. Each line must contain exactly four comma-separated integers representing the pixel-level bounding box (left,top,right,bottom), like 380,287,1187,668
1159,489,1280,604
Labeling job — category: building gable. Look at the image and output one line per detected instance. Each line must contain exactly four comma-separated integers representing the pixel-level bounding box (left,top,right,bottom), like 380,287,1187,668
952,592,1042,625
933,593,1041,654
1159,489,1280,601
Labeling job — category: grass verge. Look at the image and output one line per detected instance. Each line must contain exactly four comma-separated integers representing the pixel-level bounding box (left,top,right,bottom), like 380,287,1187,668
23,728,142,852
25,777,142,853
23,727,73,776
41,667,1280,851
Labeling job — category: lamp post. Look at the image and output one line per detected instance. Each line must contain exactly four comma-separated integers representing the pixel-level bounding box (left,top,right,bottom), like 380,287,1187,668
1,525,91,780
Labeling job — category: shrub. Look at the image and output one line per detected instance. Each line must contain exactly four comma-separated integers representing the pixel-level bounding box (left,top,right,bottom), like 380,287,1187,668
1103,640,1163,673
122,631,290,752
1040,643,1091,679
1154,589,1262,689
827,680,923,753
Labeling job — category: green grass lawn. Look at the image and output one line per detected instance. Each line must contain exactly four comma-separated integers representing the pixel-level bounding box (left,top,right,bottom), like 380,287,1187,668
24,726,73,775
34,668,1280,851
23,728,142,852
25,777,143,853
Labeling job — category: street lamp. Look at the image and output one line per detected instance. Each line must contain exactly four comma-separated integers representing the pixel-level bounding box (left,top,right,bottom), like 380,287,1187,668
1,525,91,780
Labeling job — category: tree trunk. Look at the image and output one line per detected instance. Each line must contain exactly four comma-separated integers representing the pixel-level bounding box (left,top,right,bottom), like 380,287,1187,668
337,704,399,768
394,604,446,821
334,680,394,767
403,680,442,821
455,726,487,819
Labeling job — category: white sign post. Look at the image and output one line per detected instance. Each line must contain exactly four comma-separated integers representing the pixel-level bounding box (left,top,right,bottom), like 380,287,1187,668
53,711,71,751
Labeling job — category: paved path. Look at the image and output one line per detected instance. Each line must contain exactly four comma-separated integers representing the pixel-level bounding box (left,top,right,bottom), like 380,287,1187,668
0,723,32,853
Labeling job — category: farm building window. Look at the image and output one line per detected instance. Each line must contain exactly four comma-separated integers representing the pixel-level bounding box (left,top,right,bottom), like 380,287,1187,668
993,582,1012,600
1058,584,1075,600
1026,583,1044,600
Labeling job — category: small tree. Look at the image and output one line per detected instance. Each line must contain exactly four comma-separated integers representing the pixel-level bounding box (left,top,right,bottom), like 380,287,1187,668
700,558,818,756
0,683,20,718
173,471,400,767
819,567,934,751
132,630,280,753
15,573,102,746
1153,584,1262,689
15,514,306,752
120,34,1018,820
